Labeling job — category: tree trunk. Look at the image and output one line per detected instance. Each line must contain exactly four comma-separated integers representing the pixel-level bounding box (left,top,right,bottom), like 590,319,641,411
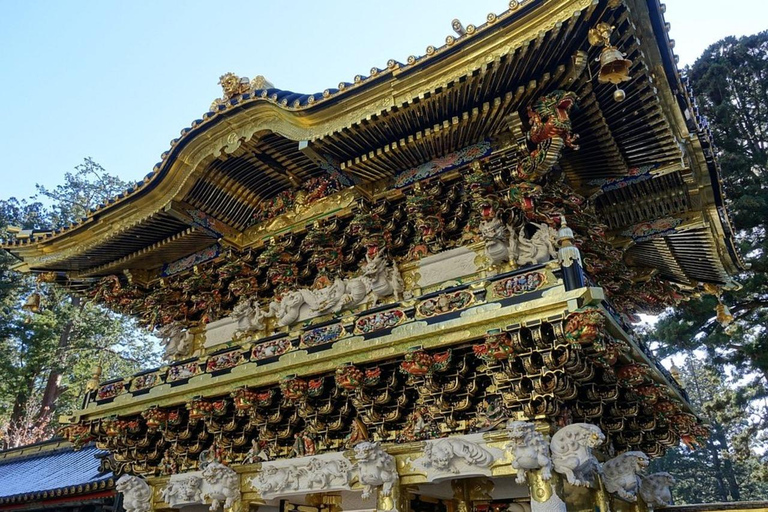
712,423,741,501
37,295,80,424
708,439,730,502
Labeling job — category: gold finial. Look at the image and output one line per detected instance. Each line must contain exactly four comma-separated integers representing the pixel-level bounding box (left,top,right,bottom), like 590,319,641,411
588,22,615,47
85,366,103,393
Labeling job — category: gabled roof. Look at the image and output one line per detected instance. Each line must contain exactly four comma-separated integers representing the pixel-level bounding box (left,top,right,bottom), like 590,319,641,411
0,440,113,505
1,0,743,296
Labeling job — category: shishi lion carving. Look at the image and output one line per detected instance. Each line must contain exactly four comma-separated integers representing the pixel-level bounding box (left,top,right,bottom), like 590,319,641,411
603,451,650,501
350,442,397,499
549,423,605,486
202,461,240,511
422,438,495,474
505,420,553,484
640,472,676,508
115,475,151,512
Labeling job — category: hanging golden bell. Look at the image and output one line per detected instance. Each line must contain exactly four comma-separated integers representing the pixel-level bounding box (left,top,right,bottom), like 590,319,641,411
715,302,734,327
22,292,41,313
598,45,632,84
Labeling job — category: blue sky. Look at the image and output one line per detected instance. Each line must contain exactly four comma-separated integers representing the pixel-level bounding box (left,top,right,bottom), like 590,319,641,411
1,0,766,201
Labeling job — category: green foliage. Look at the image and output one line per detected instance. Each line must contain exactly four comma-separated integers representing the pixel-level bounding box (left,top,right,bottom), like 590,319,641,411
649,357,768,503
0,159,160,448
651,31,768,503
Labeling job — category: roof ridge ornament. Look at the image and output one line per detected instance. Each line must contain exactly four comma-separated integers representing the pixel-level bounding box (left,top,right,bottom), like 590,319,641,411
210,72,275,111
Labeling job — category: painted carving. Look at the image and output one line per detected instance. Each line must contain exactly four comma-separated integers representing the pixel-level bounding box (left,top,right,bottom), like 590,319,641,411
549,423,605,486
250,456,352,499
350,441,398,499
355,309,406,334
505,421,553,484
564,306,606,345
157,322,192,359
603,451,650,502
516,90,579,181
639,472,675,508
115,475,152,512
421,438,495,474
400,347,452,377
416,290,474,318
162,475,203,508
230,297,267,336
202,461,240,512
251,337,293,360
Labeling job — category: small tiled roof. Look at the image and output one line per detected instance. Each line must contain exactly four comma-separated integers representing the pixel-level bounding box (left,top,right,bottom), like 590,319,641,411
0,443,113,504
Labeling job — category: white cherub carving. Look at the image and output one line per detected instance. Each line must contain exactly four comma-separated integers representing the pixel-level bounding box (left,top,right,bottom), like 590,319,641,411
550,423,605,486
202,461,240,511
115,475,152,512
603,451,650,501
505,420,553,484
421,438,496,474
639,472,676,508
350,441,398,499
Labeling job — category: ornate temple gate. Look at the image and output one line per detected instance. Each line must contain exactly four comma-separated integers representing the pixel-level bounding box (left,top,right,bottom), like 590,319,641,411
2,1,745,512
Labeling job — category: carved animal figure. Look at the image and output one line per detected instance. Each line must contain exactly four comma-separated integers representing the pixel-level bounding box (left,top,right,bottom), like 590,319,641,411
157,323,191,359
267,291,304,327
351,441,398,499
529,222,558,263
516,90,579,181
480,216,511,265
202,461,241,511
302,457,352,488
230,298,267,335
549,423,605,486
251,465,299,496
422,438,496,474
115,475,152,512
505,420,553,484
162,476,203,507
639,472,676,508
603,451,649,501
361,253,404,307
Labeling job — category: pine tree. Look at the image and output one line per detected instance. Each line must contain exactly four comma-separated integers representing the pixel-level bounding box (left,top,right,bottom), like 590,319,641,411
0,159,160,448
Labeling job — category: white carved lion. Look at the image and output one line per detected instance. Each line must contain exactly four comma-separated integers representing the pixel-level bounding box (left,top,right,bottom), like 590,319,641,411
302,457,352,488
162,475,203,507
115,474,152,512
505,420,553,484
202,461,241,511
157,323,192,359
230,298,267,335
267,291,305,327
550,423,605,486
639,472,675,508
251,465,299,496
361,253,403,307
350,441,398,499
603,451,649,501
422,438,495,474
480,216,511,265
